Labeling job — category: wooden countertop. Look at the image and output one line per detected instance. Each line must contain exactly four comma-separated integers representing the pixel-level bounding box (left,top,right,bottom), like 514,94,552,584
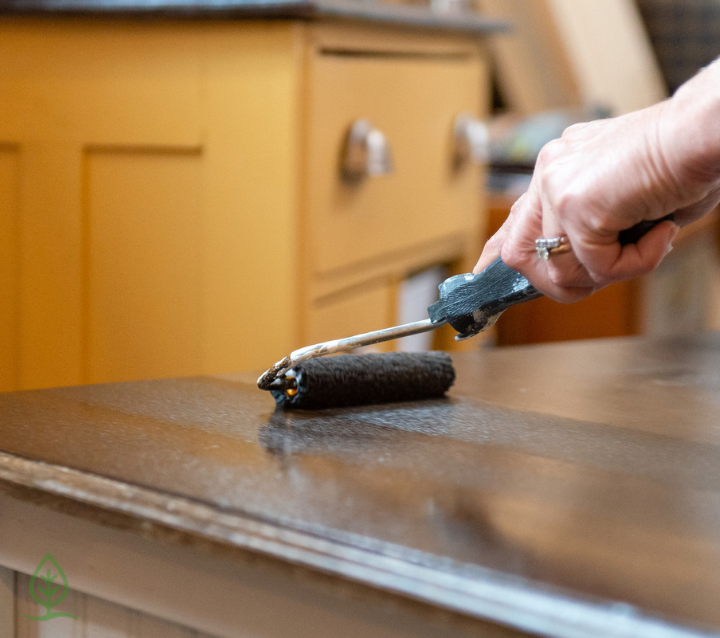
0,0,507,34
2,334,720,637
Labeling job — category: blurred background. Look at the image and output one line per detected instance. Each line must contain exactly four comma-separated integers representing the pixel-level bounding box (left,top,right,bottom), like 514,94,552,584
0,0,718,391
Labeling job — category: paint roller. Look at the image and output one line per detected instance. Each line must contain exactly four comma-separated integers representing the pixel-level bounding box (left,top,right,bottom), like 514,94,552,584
258,216,674,409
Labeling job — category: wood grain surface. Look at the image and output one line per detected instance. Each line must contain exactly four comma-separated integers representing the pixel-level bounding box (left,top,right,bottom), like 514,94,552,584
2,334,720,637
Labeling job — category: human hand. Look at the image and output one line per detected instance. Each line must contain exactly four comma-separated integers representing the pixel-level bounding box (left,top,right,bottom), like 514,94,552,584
474,61,720,303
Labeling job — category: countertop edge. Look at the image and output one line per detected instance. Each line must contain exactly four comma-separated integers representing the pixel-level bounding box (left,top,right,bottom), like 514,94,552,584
0,0,509,34
0,450,710,638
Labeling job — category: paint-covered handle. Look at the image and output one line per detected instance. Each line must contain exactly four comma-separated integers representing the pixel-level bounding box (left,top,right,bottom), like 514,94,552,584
427,258,540,339
618,213,675,245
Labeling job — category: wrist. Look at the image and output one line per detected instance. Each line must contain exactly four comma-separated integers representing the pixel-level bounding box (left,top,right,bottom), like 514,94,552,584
660,59,720,184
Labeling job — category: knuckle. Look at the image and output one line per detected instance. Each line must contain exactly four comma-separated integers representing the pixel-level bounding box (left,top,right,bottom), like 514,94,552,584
588,272,613,288
562,120,601,139
551,187,579,217
544,269,596,302
547,261,597,290
554,290,586,304
499,243,523,272
540,173,582,220
547,266,574,288
585,265,616,287
561,122,588,137
542,177,604,231
535,139,563,169
586,213,615,236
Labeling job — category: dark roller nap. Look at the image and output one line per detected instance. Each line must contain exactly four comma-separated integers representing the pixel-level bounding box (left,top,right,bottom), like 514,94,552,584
270,352,455,410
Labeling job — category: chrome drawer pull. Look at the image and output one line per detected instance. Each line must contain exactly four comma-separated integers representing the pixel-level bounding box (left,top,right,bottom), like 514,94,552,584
453,114,489,168
342,119,394,181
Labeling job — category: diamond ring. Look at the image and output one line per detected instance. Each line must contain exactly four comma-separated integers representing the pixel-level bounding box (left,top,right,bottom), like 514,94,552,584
535,236,571,260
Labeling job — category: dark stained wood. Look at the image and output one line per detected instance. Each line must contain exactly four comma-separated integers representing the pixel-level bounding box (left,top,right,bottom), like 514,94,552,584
3,334,720,636
0,0,507,34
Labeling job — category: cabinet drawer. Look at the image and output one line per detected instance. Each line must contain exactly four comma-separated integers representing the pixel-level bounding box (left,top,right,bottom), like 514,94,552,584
306,279,394,346
306,48,483,275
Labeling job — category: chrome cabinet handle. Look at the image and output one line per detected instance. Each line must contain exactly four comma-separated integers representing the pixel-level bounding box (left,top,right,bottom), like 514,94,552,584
453,114,489,168
341,119,394,181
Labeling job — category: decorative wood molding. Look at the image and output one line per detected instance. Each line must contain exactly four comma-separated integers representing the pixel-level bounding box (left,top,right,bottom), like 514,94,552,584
0,451,708,638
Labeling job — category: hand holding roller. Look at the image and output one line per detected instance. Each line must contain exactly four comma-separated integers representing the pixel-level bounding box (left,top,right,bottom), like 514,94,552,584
258,215,674,409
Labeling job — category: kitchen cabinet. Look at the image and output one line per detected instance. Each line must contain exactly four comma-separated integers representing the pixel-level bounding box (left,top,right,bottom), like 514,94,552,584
0,10,498,390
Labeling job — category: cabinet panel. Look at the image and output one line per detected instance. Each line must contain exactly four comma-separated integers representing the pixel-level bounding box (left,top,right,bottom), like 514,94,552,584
0,147,19,391
306,280,394,346
0,565,13,638
0,20,202,147
15,572,85,638
306,50,482,275
15,571,204,638
86,149,203,384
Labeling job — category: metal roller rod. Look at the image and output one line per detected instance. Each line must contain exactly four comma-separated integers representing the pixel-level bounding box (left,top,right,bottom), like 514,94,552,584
257,318,444,390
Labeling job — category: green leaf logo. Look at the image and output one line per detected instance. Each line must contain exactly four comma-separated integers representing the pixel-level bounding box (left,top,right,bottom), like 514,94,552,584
20,553,77,621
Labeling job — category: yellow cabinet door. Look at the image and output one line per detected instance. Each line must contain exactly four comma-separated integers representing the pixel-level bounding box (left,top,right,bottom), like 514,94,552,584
0,147,19,390
0,20,304,388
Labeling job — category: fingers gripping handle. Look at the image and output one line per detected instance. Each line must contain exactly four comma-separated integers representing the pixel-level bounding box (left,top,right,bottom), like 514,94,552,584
618,213,675,245
428,214,676,340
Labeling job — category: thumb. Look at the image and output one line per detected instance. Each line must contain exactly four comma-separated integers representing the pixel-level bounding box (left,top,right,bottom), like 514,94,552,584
473,232,505,275
473,193,529,274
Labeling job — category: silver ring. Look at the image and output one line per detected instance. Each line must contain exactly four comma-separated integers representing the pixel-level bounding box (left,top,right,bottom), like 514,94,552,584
536,236,571,260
